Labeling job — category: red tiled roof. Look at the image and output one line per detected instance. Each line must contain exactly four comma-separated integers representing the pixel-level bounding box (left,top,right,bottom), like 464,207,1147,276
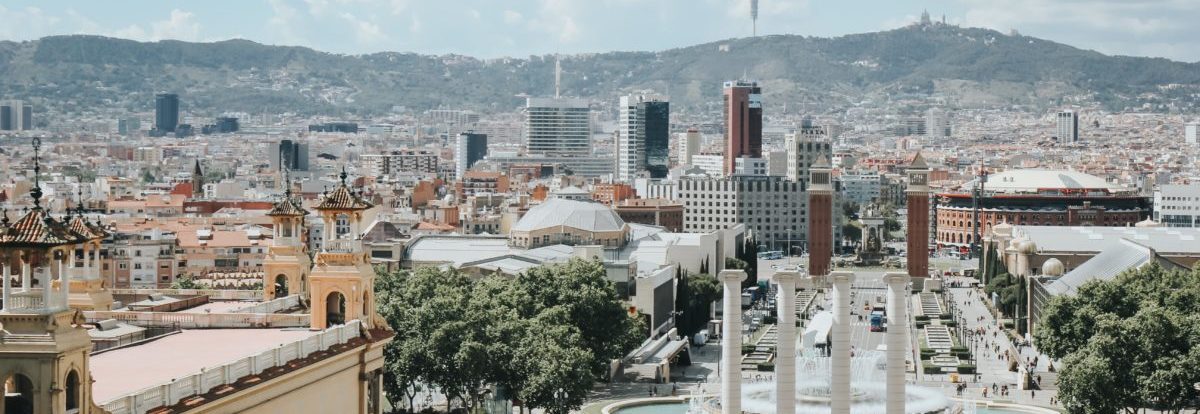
315,185,372,211
0,208,84,247
267,196,309,217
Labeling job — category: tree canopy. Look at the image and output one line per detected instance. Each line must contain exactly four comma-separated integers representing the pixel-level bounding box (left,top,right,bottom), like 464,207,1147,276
1034,263,1200,413
375,259,644,413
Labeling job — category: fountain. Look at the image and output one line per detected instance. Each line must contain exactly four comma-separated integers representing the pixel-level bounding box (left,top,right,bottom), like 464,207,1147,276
736,347,949,413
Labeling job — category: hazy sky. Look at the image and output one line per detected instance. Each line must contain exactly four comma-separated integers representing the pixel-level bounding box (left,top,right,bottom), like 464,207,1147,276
1,0,1197,62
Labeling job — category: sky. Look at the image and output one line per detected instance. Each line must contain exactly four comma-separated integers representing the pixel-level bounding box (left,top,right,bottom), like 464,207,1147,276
0,0,1197,62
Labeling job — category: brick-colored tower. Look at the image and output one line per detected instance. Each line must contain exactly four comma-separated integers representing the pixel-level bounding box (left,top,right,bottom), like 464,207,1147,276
907,152,931,278
723,80,762,175
807,155,833,279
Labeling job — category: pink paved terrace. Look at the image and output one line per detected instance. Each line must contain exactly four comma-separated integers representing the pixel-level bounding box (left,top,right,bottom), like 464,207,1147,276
89,328,320,404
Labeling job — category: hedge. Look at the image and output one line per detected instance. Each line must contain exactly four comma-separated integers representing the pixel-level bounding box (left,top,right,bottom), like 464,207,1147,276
957,365,977,374
757,363,775,372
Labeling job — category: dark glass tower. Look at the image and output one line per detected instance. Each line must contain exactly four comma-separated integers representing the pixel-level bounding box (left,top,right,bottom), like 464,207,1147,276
642,100,670,178
155,93,180,133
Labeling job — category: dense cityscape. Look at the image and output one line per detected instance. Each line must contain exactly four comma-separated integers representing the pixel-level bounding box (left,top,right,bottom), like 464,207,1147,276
2,2,1200,414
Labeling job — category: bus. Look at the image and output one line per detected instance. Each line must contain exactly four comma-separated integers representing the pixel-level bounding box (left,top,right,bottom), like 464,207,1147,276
869,311,886,332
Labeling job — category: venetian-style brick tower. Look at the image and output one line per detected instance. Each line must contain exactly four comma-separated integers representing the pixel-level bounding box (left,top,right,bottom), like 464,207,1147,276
907,152,931,279
807,155,833,279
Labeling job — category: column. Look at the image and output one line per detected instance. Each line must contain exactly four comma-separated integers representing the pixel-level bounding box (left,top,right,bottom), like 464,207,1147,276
884,272,911,414
41,253,52,308
2,257,11,312
323,216,334,245
719,269,747,414
830,271,856,414
60,253,71,308
21,254,31,292
774,270,799,414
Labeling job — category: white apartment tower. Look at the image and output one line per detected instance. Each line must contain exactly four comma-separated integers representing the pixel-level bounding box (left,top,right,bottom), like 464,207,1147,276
1186,121,1198,146
677,128,701,168
678,175,806,249
1057,110,1079,142
524,97,592,157
785,127,833,185
617,93,669,182
925,108,950,138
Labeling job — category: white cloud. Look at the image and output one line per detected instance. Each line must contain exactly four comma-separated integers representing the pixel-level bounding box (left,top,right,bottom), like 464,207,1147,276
532,0,582,43
390,0,411,15
112,25,148,40
305,0,331,16
409,14,422,33
503,10,523,25
340,12,386,43
150,9,201,41
0,6,62,40
267,0,303,44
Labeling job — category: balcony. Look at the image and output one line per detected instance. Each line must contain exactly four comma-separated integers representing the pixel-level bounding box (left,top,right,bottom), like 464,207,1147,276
323,239,362,253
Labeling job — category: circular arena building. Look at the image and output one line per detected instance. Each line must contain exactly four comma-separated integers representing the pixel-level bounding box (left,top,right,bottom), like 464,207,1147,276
935,169,1152,250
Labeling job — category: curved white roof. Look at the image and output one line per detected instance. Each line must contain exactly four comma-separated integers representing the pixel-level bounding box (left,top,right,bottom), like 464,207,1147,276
512,198,626,233
965,169,1122,194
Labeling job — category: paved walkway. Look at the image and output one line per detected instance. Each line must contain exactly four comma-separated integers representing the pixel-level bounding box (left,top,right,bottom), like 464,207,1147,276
936,276,1061,409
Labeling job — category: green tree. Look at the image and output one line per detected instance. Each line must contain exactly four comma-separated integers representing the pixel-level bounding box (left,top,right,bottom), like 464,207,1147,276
675,272,720,339
1035,263,1200,413
842,223,862,245
512,259,644,377
170,277,199,289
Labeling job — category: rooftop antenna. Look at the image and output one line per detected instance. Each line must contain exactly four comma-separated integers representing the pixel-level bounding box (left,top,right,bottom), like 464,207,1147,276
750,0,759,37
554,56,562,99
29,137,42,209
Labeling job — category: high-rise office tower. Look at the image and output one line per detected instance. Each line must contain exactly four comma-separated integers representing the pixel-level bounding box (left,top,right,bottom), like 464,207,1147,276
118,118,141,135
270,140,310,171
0,100,30,131
523,97,591,157
785,126,832,185
617,94,669,181
678,128,701,167
1057,110,1079,142
925,108,950,137
723,80,762,175
1185,122,1197,146
155,93,180,133
20,104,31,130
455,132,488,179
0,105,10,131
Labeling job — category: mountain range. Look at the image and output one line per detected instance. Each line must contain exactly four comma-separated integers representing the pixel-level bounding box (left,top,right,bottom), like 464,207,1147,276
1,23,1198,117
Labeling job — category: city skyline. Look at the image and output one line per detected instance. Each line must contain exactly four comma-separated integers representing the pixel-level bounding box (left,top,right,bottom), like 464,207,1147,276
0,0,1197,62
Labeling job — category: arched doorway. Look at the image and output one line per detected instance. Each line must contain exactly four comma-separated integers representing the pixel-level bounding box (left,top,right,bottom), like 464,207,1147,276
326,291,346,326
5,373,34,414
274,274,289,297
65,370,80,411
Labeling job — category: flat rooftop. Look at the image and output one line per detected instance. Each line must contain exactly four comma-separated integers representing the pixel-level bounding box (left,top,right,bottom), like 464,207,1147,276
90,328,319,404
178,300,259,313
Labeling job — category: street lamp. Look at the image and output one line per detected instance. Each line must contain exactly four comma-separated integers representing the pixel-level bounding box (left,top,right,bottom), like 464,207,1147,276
554,388,566,414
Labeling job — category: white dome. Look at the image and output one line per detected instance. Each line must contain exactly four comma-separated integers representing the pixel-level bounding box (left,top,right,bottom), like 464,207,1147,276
1018,240,1037,254
512,198,626,233
1042,258,1065,276
965,169,1123,194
